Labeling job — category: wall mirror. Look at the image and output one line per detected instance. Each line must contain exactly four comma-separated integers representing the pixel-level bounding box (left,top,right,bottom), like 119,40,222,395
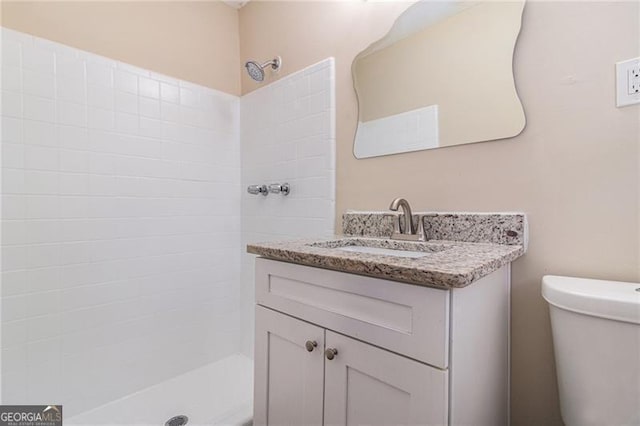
352,0,526,159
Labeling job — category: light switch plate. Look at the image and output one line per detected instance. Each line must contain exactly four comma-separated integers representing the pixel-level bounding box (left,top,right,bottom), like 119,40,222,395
616,57,640,107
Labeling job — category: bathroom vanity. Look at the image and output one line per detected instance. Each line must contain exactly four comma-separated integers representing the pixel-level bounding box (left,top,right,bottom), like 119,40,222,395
249,211,526,426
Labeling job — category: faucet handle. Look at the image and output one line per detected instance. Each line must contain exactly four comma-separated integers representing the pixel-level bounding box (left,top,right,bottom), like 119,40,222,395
268,183,290,196
247,184,268,196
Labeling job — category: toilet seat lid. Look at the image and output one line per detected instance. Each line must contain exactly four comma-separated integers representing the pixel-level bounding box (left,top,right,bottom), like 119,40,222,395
542,275,640,324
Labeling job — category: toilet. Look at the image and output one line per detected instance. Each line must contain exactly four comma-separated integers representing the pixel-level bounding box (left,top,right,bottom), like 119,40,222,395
542,275,640,425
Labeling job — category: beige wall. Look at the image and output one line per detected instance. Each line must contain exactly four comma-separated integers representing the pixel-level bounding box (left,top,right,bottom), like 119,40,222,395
1,0,241,95
354,1,525,147
240,1,640,424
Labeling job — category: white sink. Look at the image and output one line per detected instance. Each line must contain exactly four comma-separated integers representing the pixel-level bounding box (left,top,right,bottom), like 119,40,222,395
337,245,431,258
309,238,451,259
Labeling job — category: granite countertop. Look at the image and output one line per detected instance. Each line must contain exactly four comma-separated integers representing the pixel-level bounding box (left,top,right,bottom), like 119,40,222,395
247,236,524,289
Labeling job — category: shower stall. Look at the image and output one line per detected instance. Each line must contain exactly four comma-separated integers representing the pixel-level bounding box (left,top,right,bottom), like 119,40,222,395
0,26,335,425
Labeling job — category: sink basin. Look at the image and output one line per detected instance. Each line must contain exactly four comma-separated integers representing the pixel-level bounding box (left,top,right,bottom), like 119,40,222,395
309,238,450,259
336,245,431,258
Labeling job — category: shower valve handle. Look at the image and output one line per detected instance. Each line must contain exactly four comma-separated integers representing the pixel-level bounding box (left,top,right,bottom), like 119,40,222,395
247,185,268,196
268,183,290,196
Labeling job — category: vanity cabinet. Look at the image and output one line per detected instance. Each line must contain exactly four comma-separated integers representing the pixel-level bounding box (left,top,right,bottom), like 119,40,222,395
253,258,511,426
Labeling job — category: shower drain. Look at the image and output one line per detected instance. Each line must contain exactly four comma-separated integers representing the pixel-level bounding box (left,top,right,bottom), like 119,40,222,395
165,415,189,426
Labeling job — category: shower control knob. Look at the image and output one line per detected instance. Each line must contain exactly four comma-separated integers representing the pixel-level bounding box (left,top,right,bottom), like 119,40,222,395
305,340,317,352
247,185,268,196
268,184,282,194
268,183,290,196
325,348,338,360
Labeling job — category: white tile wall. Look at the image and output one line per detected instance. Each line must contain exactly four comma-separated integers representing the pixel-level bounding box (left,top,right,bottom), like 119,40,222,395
239,58,336,356
1,28,242,416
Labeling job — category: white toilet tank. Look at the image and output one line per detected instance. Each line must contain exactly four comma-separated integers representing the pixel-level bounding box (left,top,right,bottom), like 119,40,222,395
542,275,640,426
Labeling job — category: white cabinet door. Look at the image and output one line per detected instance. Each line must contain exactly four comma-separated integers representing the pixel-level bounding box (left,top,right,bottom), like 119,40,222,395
254,306,325,426
323,331,448,426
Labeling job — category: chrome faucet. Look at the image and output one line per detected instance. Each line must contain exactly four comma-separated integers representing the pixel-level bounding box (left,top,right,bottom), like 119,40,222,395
389,198,425,241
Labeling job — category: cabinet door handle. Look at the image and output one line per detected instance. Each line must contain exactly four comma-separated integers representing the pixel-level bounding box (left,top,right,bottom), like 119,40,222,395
305,340,318,352
325,348,338,360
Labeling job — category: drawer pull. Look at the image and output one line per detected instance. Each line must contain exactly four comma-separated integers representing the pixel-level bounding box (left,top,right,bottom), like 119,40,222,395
305,340,318,352
325,348,338,360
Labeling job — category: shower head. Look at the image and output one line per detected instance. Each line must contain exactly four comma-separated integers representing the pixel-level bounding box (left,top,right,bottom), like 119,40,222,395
245,56,282,82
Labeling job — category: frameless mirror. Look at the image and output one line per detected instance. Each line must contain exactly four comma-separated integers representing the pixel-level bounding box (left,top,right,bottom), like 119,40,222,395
352,0,526,158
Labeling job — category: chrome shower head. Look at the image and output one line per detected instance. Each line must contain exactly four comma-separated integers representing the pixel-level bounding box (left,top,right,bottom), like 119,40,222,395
245,61,265,82
244,56,282,82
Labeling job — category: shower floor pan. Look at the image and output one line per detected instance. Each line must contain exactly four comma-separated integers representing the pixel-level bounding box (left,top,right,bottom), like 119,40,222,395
66,354,253,426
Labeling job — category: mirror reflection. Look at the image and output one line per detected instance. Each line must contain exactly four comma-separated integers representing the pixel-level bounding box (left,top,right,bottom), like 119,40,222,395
352,0,526,158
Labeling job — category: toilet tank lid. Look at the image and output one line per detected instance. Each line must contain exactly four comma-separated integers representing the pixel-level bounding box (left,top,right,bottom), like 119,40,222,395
542,275,640,324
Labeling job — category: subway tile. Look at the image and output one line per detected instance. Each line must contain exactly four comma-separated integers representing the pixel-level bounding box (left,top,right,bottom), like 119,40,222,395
57,125,89,150
2,167,25,196
88,107,114,130
2,66,22,92
23,70,55,98
22,44,55,74
1,245,27,273
1,40,22,67
26,195,60,219
139,77,160,99
160,101,181,122
2,90,23,118
26,243,61,269
160,82,180,103
179,87,200,108
139,117,162,139
2,319,28,347
2,220,27,245
139,97,160,119
2,143,25,168
87,84,114,110
25,145,59,171
114,70,138,94
86,63,113,87
25,221,62,244
114,90,137,114
57,196,88,219
88,151,117,175
60,149,89,173
24,120,57,146
59,172,89,195
25,314,61,342
24,170,58,194
2,195,27,219
56,55,85,80
57,75,86,104
2,116,23,143
24,94,55,122
27,266,62,293
57,101,87,127
115,112,139,135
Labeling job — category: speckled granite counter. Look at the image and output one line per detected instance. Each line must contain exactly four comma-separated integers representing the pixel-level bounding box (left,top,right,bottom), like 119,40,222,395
248,211,526,289
247,236,524,289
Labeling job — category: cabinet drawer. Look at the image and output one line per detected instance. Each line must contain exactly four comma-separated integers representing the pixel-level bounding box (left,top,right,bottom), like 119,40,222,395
255,258,450,368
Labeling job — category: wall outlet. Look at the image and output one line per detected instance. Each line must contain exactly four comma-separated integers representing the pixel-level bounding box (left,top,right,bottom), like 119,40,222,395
616,57,640,107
